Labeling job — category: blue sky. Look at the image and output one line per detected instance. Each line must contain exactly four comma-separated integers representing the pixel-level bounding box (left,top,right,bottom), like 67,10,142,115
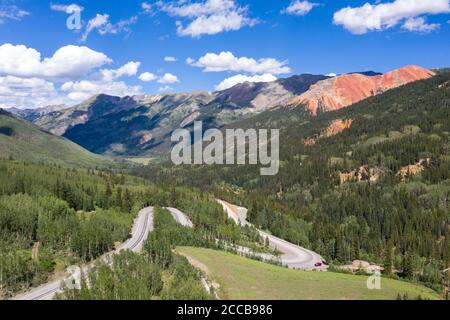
0,0,449,108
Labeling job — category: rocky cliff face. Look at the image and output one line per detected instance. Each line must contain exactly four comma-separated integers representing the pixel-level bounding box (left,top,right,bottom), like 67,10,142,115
303,118,353,146
212,74,328,111
288,66,435,114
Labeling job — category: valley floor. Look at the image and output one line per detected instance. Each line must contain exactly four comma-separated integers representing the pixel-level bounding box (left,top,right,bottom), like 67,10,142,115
177,247,441,300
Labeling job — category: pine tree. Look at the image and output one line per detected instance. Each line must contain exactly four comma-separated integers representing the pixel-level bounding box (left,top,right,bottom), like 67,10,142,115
103,183,112,208
402,252,414,279
384,245,393,275
122,189,133,213
115,187,122,209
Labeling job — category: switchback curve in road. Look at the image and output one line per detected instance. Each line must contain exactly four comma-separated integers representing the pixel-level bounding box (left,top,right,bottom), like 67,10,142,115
217,200,328,271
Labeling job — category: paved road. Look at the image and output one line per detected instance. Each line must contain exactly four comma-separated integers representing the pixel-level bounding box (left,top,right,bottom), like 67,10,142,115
217,200,327,271
13,206,197,301
169,206,280,264
13,201,326,300
13,207,155,301
167,207,194,228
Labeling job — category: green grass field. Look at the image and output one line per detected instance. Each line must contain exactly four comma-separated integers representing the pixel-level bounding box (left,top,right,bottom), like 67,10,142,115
177,247,440,300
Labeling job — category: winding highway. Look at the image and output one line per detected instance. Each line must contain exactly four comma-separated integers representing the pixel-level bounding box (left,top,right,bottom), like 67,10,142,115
217,200,327,271
13,207,155,301
13,201,325,300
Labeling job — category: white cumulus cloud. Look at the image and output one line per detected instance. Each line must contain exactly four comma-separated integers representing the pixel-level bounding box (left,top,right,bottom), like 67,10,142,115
158,73,179,84
157,0,257,37
100,61,141,81
333,0,450,34
0,44,145,107
61,60,144,102
402,17,440,33
0,44,111,80
61,80,142,102
215,73,277,91
282,1,320,16
188,51,291,75
139,72,157,82
0,76,63,109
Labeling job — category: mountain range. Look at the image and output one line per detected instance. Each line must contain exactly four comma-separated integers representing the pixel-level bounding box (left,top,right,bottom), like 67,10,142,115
6,65,434,157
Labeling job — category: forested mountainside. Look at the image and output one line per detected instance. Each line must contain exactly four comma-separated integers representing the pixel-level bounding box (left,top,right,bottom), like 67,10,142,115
0,109,112,168
134,73,450,291
0,161,266,299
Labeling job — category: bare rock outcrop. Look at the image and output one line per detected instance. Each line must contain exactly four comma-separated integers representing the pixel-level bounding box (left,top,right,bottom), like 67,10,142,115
289,66,435,114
